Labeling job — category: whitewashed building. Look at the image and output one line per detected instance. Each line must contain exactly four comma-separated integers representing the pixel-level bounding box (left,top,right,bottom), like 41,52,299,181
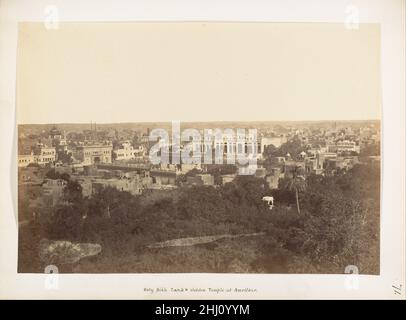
18,144,56,167
114,141,136,161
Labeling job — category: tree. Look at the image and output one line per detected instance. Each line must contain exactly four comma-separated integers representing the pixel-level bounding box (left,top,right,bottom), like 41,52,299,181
60,172,71,181
233,175,268,209
284,166,306,214
176,168,202,186
45,168,59,180
45,169,70,181
48,205,83,240
263,144,278,158
274,138,304,159
58,151,73,164
63,180,83,204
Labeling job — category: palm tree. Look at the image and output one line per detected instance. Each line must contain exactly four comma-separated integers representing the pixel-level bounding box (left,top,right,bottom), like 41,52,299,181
285,165,306,214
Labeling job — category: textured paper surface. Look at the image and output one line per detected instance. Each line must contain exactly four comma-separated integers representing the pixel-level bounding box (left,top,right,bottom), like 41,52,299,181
0,0,404,299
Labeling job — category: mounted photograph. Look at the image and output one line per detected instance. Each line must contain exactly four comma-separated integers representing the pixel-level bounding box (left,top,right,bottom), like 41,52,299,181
16,22,381,274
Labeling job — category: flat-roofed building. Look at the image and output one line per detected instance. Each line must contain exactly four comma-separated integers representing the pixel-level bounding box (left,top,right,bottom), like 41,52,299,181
91,174,153,196
18,153,36,167
336,140,360,153
328,140,360,154
186,174,214,186
221,174,236,185
113,141,136,161
150,170,177,186
18,144,56,167
260,135,287,152
37,146,57,165
73,144,113,165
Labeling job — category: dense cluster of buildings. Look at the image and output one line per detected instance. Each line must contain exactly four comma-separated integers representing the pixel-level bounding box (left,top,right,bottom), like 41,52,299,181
18,122,380,221
259,123,380,189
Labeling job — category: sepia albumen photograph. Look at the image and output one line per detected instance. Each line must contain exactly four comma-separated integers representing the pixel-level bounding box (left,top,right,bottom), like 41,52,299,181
16,22,381,275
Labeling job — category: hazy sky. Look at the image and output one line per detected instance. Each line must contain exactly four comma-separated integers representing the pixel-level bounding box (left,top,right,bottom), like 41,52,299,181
17,22,381,124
